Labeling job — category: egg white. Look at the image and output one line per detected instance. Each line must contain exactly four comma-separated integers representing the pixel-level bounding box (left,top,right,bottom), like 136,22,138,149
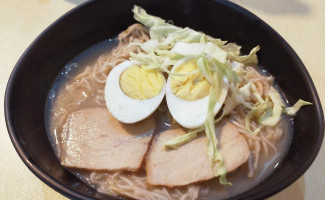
166,57,229,129
105,61,166,123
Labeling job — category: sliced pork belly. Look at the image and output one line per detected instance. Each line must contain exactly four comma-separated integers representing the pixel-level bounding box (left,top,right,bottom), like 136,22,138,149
60,107,155,172
146,126,216,187
219,122,250,172
146,122,249,187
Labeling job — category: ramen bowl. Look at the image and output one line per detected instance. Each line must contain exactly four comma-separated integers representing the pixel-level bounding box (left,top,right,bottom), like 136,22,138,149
5,0,324,199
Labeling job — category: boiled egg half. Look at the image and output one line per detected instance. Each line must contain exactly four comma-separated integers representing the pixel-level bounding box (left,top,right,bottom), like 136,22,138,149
166,57,229,129
105,61,166,123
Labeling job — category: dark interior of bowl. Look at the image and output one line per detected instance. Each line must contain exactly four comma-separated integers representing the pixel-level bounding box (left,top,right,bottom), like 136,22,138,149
5,0,324,199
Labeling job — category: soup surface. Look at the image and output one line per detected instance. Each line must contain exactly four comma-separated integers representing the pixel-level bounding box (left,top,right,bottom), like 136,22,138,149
45,38,293,199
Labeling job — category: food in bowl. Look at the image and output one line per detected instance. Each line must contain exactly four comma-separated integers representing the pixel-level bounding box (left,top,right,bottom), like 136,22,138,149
45,6,311,200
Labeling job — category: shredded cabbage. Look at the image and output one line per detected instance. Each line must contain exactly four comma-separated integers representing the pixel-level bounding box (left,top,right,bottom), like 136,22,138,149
197,56,231,185
164,126,205,149
238,82,264,103
245,102,272,134
171,42,227,63
238,83,252,101
222,84,241,116
230,83,253,109
132,6,261,68
285,99,312,115
260,87,285,126
133,5,166,28
222,43,241,55
164,131,199,149
130,51,177,74
130,39,159,52
214,60,240,83
227,46,260,65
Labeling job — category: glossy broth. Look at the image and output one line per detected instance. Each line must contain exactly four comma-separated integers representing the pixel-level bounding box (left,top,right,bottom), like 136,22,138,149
45,39,293,200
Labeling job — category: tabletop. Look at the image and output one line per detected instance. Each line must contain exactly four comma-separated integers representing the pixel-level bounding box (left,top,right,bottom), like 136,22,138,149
0,0,324,199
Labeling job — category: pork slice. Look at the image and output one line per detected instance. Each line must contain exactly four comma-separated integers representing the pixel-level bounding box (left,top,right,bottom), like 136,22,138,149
146,122,249,187
60,108,155,172
219,122,250,172
146,126,217,187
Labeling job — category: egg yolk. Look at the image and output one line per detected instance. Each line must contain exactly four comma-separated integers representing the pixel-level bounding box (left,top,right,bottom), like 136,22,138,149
120,65,164,100
170,59,210,101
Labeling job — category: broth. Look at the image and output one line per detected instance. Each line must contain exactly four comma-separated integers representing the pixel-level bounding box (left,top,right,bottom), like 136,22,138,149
45,38,293,200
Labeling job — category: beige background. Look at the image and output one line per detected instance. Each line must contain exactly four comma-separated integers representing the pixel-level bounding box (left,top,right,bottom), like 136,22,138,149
0,0,324,199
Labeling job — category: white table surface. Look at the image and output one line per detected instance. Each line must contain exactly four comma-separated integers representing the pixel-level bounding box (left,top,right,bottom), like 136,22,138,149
0,0,324,199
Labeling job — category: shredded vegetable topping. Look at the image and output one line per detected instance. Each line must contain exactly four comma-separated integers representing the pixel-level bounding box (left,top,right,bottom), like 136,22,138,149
131,5,312,186
285,99,313,115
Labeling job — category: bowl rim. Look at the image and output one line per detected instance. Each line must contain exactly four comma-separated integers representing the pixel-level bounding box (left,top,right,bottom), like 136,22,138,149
4,0,324,199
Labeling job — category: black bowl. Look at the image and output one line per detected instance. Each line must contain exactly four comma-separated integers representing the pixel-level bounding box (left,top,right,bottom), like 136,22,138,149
5,0,324,199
